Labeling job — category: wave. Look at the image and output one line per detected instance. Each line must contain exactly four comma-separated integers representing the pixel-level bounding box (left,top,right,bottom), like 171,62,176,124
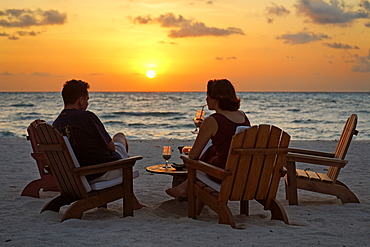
10,103,35,107
287,108,301,112
0,131,17,137
111,111,181,117
292,119,322,124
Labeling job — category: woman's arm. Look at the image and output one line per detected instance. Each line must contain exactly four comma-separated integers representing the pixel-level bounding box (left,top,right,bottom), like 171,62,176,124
189,116,217,159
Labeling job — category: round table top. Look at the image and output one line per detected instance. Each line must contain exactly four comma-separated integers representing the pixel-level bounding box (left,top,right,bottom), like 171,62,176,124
145,164,187,175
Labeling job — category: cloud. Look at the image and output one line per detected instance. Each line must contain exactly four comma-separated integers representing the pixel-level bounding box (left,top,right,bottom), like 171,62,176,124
277,30,330,44
352,49,370,72
296,0,368,25
215,56,237,60
360,0,370,11
324,42,359,49
0,71,15,76
132,12,244,38
266,3,290,16
0,8,66,40
266,3,290,23
158,40,178,45
132,15,152,24
0,30,43,40
0,71,62,77
0,8,67,28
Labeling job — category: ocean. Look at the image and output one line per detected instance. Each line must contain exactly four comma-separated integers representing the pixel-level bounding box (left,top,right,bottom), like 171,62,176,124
0,92,369,140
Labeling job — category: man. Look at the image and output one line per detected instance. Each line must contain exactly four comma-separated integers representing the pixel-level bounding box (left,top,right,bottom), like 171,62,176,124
53,79,144,209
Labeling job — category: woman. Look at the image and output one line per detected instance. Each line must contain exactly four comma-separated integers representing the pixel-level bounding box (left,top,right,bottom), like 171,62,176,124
166,79,250,198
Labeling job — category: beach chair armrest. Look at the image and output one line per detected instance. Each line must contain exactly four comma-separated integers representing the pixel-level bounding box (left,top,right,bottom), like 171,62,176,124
287,153,347,167
180,155,231,180
73,156,143,176
288,148,335,158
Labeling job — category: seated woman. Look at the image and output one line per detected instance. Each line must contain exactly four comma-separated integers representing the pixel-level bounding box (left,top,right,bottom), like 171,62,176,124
166,79,251,198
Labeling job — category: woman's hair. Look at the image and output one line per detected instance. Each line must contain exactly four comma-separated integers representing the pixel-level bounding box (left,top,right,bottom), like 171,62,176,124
61,79,90,105
207,79,240,111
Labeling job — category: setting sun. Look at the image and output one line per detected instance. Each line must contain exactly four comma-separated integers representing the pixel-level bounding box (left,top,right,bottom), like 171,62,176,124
146,70,156,79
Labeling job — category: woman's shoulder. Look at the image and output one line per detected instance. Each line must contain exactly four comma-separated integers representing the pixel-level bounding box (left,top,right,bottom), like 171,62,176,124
211,110,246,123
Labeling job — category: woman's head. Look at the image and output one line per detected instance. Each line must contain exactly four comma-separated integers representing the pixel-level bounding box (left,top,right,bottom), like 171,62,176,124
206,79,240,111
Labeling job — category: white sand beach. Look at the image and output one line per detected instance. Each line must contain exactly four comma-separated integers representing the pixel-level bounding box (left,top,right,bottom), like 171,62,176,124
1,138,369,246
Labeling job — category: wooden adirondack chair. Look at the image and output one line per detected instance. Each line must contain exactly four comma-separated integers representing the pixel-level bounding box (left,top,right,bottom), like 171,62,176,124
21,119,59,198
34,122,142,222
181,125,290,228
284,114,359,205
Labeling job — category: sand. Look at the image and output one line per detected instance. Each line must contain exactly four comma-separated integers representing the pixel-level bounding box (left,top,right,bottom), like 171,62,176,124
1,138,369,246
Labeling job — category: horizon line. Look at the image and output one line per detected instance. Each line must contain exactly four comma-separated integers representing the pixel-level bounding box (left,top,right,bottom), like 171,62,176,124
0,90,369,93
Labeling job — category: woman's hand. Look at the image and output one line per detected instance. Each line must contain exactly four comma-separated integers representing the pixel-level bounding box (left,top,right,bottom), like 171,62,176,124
189,116,217,159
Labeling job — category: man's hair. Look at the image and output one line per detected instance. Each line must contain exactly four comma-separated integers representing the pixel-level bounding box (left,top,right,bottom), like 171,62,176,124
207,79,240,111
61,79,90,105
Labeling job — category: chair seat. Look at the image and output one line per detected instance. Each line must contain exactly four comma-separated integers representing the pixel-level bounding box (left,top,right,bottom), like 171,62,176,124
90,170,139,190
196,171,221,192
296,169,333,183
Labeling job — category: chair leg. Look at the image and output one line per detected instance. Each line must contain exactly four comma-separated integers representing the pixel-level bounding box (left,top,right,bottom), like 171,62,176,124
41,195,76,213
334,181,360,204
258,199,289,224
285,161,298,205
269,199,289,224
21,179,43,198
188,194,197,219
296,179,360,204
196,199,205,216
61,200,86,222
188,169,197,219
240,200,249,215
217,203,236,228
21,176,59,198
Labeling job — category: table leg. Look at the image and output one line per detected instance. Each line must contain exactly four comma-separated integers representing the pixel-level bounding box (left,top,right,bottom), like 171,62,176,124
172,174,187,188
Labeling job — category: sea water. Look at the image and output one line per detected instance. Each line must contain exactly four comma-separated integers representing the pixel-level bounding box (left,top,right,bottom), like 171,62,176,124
0,92,369,140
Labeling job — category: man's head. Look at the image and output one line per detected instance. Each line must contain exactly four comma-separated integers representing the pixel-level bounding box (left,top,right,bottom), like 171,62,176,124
61,79,90,110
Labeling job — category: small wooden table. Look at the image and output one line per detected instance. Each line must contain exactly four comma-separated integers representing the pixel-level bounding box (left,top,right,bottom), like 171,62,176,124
145,164,187,187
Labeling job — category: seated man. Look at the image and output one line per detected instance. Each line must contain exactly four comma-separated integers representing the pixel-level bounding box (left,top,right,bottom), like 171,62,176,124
53,79,144,209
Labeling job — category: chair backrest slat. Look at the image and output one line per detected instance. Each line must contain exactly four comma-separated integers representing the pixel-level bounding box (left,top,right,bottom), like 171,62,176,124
226,127,258,201
256,126,284,199
27,120,48,176
35,123,87,198
327,114,357,181
242,125,271,200
221,125,290,204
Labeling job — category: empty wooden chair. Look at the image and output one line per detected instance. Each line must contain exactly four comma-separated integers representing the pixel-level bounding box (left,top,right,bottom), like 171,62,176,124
21,119,59,198
181,125,290,228
34,122,142,222
284,114,359,205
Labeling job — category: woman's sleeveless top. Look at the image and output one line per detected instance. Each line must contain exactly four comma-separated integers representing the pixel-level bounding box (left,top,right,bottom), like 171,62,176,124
200,112,251,175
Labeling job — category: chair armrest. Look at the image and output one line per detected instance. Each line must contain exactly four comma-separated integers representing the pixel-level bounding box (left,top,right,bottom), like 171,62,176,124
180,155,231,180
288,148,335,158
286,153,347,167
72,156,143,176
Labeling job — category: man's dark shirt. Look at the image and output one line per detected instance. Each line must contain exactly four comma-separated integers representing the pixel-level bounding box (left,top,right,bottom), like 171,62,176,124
53,109,120,181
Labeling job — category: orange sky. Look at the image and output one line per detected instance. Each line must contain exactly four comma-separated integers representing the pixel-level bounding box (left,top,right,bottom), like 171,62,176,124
1,0,370,92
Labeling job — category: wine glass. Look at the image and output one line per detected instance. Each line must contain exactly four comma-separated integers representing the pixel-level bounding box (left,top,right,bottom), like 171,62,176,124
162,146,171,168
192,105,206,134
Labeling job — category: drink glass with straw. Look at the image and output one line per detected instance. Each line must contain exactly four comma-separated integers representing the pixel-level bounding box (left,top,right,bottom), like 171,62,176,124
192,105,206,134
162,146,171,169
